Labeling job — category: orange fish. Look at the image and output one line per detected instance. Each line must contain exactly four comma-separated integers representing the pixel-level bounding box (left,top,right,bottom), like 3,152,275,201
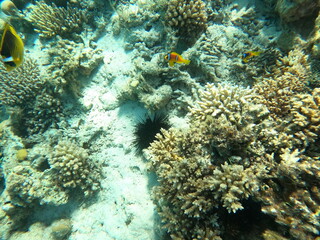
164,52,190,67
241,51,262,63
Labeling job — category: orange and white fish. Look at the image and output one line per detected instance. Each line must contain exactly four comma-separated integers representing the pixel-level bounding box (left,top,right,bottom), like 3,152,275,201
164,52,190,67
241,51,262,63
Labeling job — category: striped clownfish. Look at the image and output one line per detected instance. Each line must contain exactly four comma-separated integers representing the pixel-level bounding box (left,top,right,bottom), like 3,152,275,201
0,21,24,71
241,51,262,63
164,52,190,67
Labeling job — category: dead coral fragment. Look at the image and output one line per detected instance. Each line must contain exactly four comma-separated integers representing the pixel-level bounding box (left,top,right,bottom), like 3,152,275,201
27,1,86,38
0,58,44,106
49,140,100,196
165,0,207,37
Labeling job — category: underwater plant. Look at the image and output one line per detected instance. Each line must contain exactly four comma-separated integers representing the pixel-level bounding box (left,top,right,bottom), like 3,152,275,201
133,113,170,154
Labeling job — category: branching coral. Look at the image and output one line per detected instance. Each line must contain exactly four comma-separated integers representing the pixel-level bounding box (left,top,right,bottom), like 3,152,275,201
49,140,100,196
189,83,270,157
289,88,320,149
148,79,320,239
149,127,223,239
148,83,276,238
253,49,309,118
27,1,86,38
165,0,207,38
0,59,44,107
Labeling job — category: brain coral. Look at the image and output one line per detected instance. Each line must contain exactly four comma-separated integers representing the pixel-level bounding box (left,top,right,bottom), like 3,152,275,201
165,0,207,38
49,140,100,196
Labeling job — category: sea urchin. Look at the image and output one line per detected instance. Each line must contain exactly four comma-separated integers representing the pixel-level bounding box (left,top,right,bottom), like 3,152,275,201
133,113,170,154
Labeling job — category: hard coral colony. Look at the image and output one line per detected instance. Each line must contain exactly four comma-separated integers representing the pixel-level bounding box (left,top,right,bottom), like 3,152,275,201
0,0,319,239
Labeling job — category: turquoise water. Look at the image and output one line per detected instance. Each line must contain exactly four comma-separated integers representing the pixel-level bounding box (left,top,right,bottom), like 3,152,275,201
0,0,319,239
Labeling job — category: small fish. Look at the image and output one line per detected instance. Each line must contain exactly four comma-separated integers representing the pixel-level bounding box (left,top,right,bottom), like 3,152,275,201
241,51,262,63
0,22,24,71
164,52,190,67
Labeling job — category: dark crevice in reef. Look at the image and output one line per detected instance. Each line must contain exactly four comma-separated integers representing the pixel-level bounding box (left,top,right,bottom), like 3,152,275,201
220,198,282,240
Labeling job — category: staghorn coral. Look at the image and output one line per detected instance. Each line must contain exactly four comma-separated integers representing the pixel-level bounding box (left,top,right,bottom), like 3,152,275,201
0,59,44,107
165,0,207,38
49,140,100,196
27,1,86,38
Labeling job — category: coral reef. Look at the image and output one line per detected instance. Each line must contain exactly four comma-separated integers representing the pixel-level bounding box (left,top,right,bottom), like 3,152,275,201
148,83,275,239
189,84,270,157
49,140,100,196
0,59,44,107
165,0,207,38
26,1,86,38
148,79,320,239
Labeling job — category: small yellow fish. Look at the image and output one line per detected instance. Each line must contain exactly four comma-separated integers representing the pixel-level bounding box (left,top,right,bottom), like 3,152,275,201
0,21,24,71
241,51,262,63
164,52,190,67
